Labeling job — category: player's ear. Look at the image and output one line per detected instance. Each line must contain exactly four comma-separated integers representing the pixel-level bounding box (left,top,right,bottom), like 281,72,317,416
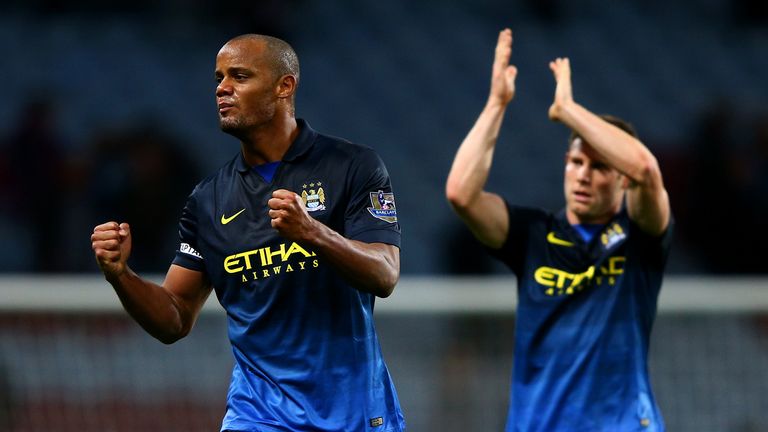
276,74,297,99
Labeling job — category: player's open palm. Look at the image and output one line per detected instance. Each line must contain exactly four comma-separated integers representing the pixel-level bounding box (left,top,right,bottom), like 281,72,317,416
548,57,575,122
489,28,518,106
92,222,132,279
268,189,317,243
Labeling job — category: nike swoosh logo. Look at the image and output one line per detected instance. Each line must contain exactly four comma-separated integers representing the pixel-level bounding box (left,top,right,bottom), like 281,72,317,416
547,231,574,247
221,208,246,225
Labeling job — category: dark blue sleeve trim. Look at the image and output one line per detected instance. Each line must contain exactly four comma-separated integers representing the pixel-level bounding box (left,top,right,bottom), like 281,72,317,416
171,253,206,273
349,229,401,248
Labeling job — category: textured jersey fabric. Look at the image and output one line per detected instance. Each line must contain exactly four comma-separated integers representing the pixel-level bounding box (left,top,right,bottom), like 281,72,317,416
490,203,672,432
172,120,405,432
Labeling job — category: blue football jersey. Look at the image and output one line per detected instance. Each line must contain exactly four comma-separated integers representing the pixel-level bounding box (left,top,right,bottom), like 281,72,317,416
491,203,672,432
172,120,405,432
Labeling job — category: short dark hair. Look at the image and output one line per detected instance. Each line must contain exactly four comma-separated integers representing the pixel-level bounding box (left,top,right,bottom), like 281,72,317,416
568,114,638,147
227,34,300,83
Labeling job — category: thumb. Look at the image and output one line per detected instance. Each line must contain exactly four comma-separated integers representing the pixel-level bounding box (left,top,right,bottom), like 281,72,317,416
118,223,131,239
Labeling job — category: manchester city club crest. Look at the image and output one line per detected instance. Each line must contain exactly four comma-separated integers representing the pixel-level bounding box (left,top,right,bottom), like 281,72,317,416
367,190,397,223
301,181,326,212
601,222,627,249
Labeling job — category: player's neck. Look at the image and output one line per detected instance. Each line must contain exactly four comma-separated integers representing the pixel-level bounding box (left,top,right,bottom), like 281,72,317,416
240,115,299,166
566,208,616,226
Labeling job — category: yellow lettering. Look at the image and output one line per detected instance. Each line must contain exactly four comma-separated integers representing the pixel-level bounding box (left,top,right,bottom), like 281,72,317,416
225,249,262,273
240,250,258,270
224,255,243,273
285,242,313,260
227,243,321,281
534,265,596,294
262,244,285,266
241,274,247,282
607,256,625,275
534,267,557,287
570,266,595,288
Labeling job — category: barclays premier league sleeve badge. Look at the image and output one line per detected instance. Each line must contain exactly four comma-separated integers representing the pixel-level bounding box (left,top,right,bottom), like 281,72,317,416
367,190,397,223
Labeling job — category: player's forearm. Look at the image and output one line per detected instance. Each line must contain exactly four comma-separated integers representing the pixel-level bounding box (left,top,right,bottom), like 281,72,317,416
305,224,399,298
106,269,189,344
446,101,507,210
556,101,660,185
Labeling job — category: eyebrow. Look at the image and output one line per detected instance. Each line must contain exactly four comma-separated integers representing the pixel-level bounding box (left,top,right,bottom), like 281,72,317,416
215,66,254,75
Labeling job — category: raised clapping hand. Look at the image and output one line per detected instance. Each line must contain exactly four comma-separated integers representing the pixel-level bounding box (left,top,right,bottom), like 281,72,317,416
268,189,319,242
488,28,518,107
92,222,132,279
548,57,574,122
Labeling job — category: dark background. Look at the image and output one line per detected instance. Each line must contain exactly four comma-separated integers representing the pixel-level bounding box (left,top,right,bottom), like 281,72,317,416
1,0,766,275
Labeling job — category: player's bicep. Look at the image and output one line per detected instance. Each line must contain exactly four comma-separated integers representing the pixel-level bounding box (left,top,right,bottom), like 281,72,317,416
163,264,213,323
452,191,509,249
626,178,670,237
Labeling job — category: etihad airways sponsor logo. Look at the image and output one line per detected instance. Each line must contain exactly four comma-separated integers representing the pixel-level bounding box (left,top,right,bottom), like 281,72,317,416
534,256,625,296
224,242,318,283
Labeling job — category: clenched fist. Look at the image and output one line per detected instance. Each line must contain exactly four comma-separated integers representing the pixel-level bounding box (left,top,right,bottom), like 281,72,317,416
267,189,319,243
92,222,132,279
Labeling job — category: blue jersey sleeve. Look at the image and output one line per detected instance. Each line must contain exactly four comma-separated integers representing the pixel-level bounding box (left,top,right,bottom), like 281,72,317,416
172,188,206,273
343,148,401,247
487,201,548,275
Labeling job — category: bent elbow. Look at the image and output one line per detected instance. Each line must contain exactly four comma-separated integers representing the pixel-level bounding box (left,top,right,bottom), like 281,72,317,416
375,269,400,299
157,334,182,345
632,154,663,188
445,183,472,213
153,322,191,345
375,284,395,299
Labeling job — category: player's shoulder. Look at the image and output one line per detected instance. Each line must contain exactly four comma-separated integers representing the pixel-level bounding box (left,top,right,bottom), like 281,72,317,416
314,132,381,161
506,203,552,224
187,153,242,198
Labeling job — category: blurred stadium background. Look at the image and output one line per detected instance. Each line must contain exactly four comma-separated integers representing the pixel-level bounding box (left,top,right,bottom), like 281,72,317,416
0,0,767,430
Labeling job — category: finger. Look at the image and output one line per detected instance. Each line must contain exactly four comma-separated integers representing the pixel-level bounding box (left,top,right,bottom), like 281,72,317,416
268,209,286,220
271,189,295,199
119,223,130,238
506,65,518,80
91,230,120,242
268,197,291,210
92,239,121,252
291,193,306,208
94,248,121,262
494,29,512,70
94,222,120,233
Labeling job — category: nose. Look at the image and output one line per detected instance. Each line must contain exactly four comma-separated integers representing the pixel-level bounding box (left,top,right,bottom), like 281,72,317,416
576,165,591,183
216,78,233,97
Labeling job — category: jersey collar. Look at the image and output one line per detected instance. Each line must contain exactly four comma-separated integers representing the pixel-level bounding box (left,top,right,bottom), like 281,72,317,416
282,119,317,162
235,119,317,173
555,206,627,246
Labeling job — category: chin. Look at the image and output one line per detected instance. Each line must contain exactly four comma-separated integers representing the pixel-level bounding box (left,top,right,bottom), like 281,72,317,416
220,120,244,135
570,206,599,222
